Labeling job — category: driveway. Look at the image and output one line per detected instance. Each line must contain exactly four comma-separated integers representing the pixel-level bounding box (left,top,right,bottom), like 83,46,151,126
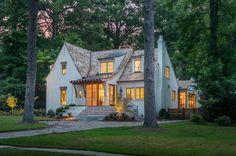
0,120,181,139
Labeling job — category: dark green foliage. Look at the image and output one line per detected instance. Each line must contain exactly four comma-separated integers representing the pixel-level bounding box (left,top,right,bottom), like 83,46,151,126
215,116,232,126
47,109,55,118
191,114,204,124
159,108,170,119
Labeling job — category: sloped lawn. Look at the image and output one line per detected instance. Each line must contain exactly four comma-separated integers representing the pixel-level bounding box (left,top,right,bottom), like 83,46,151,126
0,122,235,156
0,148,89,156
0,116,48,132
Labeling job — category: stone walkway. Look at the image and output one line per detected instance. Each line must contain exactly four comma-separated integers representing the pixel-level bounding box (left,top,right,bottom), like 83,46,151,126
0,120,181,139
0,145,130,156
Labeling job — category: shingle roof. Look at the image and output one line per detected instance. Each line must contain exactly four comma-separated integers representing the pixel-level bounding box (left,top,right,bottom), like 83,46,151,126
65,43,91,77
178,80,194,89
65,42,133,81
118,50,144,82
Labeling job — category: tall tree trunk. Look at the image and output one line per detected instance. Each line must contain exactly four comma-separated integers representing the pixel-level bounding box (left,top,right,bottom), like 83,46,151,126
143,0,158,128
23,0,38,123
209,0,218,57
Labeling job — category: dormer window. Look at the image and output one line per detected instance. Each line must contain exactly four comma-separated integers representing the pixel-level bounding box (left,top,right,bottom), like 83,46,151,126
100,61,113,74
61,62,67,75
134,59,141,72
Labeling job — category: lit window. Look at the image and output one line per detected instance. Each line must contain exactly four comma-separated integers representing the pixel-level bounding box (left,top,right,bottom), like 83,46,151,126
136,87,144,100
100,61,113,73
134,59,141,72
171,90,176,101
188,93,196,108
61,62,67,75
100,62,107,74
126,88,135,100
165,66,170,78
60,87,67,106
107,62,113,73
179,90,186,108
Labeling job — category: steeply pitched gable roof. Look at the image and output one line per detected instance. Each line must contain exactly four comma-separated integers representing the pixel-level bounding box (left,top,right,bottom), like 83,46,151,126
65,42,91,77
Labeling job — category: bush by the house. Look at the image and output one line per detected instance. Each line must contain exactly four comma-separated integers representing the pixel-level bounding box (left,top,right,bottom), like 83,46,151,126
159,108,170,119
47,109,55,118
215,116,232,126
64,105,70,109
34,109,46,116
56,107,65,114
191,114,204,124
69,104,76,107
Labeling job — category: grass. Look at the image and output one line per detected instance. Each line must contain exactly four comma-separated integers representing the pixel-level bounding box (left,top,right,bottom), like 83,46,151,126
0,122,236,156
0,148,89,156
0,116,49,132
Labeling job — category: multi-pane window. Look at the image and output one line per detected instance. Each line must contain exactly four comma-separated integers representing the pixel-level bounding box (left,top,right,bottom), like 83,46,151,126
61,62,67,75
179,90,186,108
134,59,141,72
188,93,196,108
136,87,144,100
60,87,67,106
100,61,113,73
108,62,113,73
126,88,135,100
127,87,144,100
100,62,107,74
171,90,176,101
165,66,170,78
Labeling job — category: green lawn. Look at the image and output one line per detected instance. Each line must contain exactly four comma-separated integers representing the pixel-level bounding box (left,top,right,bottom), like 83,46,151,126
0,148,89,156
0,116,49,132
0,122,236,156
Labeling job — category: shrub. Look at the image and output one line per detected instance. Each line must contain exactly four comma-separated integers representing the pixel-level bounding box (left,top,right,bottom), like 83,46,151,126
64,105,70,109
47,109,55,118
69,104,76,107
215,116,232,126
191,114,203,123
56,107,65,115
159,109,169,119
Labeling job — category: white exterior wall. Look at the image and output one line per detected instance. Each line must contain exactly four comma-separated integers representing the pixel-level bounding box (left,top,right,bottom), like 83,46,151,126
46,45,81,112
117,81,144,116
155,36,179,114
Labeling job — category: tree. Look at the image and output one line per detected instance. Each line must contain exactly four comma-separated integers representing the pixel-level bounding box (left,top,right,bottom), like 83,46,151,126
23,0,38,123
143,0,158,128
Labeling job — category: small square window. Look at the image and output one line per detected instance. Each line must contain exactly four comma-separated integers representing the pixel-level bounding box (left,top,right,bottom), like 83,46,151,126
165,66,170,78
100,61,113,74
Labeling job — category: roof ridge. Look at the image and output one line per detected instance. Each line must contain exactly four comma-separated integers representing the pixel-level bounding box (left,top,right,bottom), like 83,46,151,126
64,42,92,53
93,48,133,53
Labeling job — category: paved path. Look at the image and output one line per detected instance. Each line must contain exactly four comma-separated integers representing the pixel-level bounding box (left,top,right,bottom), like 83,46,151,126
0,145,129,156
0,120,182,139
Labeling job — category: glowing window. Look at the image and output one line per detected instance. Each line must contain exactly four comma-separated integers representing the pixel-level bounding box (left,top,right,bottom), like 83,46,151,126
179,90,186,108
126,88,135,100
100,61,113,73
188,93,196,108
100,62,107,74
171,90,176,101
107,62,113,73
165,66,170,78
136,87,144,100
60,87,67,106
61,62,67,75
134,59,141,72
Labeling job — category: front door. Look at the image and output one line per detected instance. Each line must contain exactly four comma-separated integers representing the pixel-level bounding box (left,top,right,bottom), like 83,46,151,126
86,83,104,106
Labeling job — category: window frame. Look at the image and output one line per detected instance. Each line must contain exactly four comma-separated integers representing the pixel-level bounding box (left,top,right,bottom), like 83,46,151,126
165,66,170,79
126,87,144,100
61,62,67,75
60,87,67,106
134,59,142,72
171,90,176,101
100,61,114,74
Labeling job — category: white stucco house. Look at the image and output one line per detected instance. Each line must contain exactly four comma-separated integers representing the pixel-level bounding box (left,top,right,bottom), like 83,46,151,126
46,36,200,118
